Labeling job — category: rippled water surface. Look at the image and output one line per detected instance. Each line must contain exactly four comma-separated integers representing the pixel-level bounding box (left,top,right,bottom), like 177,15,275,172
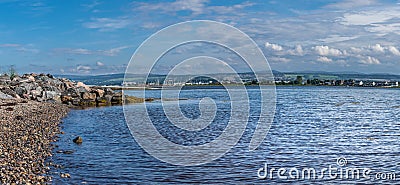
51,86,400,184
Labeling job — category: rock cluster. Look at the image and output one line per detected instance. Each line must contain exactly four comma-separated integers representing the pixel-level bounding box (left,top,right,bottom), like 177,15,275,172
0,73,144,107
0,73,147,184
0,98,69,184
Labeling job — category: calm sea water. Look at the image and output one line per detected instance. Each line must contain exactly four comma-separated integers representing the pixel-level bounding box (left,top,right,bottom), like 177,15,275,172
50,86,400,184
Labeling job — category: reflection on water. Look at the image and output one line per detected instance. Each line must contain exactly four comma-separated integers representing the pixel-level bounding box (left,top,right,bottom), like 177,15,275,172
51,86,400,184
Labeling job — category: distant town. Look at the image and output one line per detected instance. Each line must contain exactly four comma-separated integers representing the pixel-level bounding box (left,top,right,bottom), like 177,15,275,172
122,76,399,88
122,71,400,88
59,71,400,88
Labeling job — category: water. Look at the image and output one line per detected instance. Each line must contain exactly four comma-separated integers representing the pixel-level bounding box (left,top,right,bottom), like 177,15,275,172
50,86,400,184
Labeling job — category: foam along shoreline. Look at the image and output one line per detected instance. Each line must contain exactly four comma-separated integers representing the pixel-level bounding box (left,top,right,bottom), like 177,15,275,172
0,98,69,184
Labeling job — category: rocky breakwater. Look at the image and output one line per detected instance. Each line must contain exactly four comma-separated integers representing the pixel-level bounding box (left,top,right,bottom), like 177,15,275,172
0,98,69,184
0,73,146,184
0,73,145,107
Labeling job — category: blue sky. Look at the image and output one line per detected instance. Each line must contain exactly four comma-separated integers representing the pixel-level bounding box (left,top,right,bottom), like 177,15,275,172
0,0,400,74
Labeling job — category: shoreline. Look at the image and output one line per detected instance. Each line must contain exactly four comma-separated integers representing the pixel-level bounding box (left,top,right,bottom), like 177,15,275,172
0,98,69,184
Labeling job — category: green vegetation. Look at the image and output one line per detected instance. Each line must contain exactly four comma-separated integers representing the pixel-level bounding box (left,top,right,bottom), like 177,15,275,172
8,65,17,80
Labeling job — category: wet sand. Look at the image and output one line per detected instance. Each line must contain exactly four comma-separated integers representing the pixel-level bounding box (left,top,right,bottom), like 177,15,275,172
0,99,68,184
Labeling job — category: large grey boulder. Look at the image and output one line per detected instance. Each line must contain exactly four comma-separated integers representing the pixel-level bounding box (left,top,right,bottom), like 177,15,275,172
0,91,13,99
1,88,17,98
20,82,36,92
104,88,114,95
14,86,27,97
43,91,59,100
64,88,79,97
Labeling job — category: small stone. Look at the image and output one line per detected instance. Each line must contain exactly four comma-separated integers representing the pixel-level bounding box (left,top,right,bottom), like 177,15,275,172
60,173,71,178
73,136,83,144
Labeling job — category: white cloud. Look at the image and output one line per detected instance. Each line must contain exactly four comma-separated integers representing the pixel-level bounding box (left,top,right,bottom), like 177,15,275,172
349,47,364,54
318,35,359,43
83,17,131,31
325,0,377,9
58,48,92,55
367,23,400,35
141,22,161,29
0,43,39,54
339,9,400,26
96,61,105,66
388,46,400,56
369,44,385,53
54,46,130,56
314,45,343,56
317,56,333,63
0,43,20,47
268,57,291,63
134,0,253,16
77,65,91,71
101,46,130,56
360,56,380,64
82,0,101,9
136,0,208,15
74,65,92,74
58,64,128,75
265,42,283,51
15,47,40,54
287,45,304,56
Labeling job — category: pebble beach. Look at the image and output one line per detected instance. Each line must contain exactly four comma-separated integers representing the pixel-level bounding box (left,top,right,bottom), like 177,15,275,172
0,98,69,184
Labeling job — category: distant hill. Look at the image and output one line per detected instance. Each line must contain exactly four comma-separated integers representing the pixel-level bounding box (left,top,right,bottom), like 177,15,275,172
56,71,400,86
56,74,125,86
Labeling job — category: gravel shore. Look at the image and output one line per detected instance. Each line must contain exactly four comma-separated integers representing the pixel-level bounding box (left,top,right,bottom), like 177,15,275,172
0,98,69,184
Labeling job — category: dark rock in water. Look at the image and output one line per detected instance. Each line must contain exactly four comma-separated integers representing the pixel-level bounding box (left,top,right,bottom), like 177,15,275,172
73,136,83,144
63,150,74,154
111,96,123,105
145,98,155,102
79,99,96,107
96,97,111,106
126,96,145,103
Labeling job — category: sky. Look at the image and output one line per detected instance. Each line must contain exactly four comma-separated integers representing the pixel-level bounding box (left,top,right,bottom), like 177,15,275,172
0,0,400,75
